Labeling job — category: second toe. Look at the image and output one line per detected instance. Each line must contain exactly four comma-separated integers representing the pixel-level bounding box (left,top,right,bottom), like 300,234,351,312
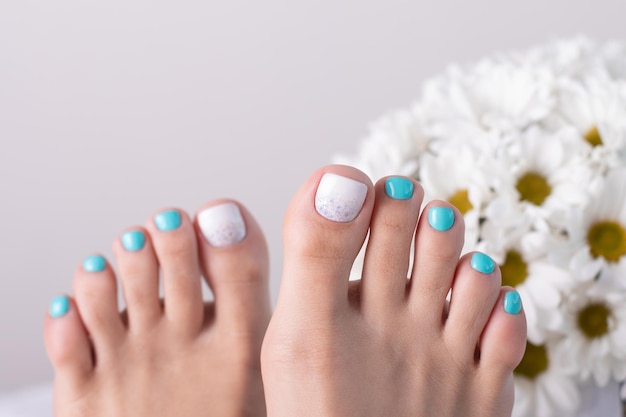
360,176,423,319
146,208,204,334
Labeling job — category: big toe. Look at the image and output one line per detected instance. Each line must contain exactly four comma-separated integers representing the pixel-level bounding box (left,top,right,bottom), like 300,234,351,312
278,165,374,315
145,208,204,333
195,199,271,337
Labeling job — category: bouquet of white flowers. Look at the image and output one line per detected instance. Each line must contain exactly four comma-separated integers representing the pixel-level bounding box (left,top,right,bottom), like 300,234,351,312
336,36,626,417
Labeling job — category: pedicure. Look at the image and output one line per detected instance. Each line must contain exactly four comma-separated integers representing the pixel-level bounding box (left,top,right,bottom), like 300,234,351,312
198,202,246,247
121,230,145,251
154,210,181,231
83,255,106,272
470,252,495,274
428,207,455,231
504,291,522,315
315,173,368,222
49,295,70,318
385,177,414,200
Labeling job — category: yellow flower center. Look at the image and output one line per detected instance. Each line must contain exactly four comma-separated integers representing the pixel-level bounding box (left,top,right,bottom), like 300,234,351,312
587,220,626,262
448,189,473,215
516,172,551,206
515,342,548,380
500,250,528,287
584,126,603,147
577,302,612,339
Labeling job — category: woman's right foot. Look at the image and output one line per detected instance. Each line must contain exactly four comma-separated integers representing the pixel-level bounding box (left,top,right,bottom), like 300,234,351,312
261,165,527,417
44,200,271,417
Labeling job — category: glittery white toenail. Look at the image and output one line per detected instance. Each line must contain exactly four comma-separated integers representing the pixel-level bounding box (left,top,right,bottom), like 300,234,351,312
315,173,368,222
198,203,246,247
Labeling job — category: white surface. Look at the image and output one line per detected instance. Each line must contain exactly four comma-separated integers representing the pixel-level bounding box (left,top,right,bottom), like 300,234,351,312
0,385,51,417
1,0,625,393
0,382,621,417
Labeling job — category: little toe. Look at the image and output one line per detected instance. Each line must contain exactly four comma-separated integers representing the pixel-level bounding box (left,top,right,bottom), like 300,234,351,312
195,200,271,335
479,287,527,374
444,252,503,360
146,208,204,332
408,201,464,322
73,254,125,353
361,176,423,315
113,227,162,331
278,165,374,314
44,295,93,392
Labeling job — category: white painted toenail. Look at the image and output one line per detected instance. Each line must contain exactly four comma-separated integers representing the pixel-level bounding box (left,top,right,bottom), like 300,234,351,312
315,173,368,222
198,203,246,247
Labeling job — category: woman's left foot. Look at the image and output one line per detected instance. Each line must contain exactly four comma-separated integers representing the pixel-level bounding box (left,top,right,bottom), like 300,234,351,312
44,200,271,417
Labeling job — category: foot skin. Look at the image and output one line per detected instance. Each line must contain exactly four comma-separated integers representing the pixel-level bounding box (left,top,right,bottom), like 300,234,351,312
261,166,527,417
44,200,271,417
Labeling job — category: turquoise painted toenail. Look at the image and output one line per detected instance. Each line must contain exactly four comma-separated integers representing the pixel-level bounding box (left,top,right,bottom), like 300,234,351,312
504,291,522,315
471,252,495,274
83,255,106,272
428,207,455,231
49,295,70,318
385,177,414,200
121,230,145,251
154,210,181,231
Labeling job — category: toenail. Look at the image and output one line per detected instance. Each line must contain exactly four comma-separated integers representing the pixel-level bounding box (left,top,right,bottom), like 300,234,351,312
198,202,246,247
154,210,182,231
315,173,368,222
470,252,495,274
83,255,106,272
428,206,455,231
49,295,70,318
504,291,522,315
121,230,146,251
385,177,414,200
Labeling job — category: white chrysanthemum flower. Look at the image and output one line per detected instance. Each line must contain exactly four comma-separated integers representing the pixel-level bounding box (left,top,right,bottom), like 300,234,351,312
484,127,591,230
334,107,428,181
419,59,555,138
513,341,581,417
478,220,569,344
512,36,619,81
554,279,626,386
547,75,626,173
601,40,626,80
564,168,626,283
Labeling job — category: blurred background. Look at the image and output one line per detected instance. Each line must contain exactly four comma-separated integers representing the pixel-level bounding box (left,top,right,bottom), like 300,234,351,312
0,0,624,395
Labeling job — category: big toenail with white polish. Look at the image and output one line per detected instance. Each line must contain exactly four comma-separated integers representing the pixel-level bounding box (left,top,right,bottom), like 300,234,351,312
121,230,145,251
428,207,455,231
315,173,368,222
49,295,70,318
470,252,495,274
83,255,106,272
198,202,246,247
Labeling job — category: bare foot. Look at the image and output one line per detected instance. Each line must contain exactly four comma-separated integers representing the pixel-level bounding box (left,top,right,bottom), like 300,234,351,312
44,200,271,417
261,166,527,417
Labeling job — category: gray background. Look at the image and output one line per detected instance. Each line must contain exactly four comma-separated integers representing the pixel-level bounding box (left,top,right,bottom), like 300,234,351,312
0,0,624,391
